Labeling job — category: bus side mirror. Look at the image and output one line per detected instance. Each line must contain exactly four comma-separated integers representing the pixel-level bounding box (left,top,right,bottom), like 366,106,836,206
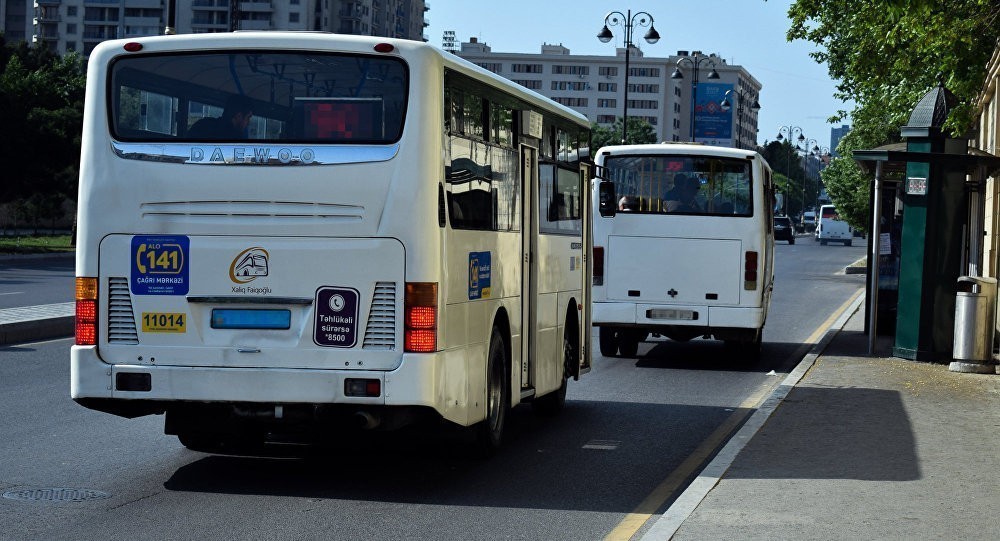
598,181,616,217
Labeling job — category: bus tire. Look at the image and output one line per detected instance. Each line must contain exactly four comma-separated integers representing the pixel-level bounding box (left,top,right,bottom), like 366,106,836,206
845,239,852,247
534,329,574,416
599,326,619,357
618,334,640,358
474,327,510,457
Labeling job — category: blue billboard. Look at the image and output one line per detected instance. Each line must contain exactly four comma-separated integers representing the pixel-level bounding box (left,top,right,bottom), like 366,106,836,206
693,83,734,146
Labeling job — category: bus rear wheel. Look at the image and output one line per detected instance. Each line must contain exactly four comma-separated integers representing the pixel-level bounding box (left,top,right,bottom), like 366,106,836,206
473,327,509,457
599,326,619,357
534,331,574,416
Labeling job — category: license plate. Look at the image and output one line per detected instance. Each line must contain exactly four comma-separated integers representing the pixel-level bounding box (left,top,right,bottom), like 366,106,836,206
141,312,187,333
211,309,290,330
647,309,697,321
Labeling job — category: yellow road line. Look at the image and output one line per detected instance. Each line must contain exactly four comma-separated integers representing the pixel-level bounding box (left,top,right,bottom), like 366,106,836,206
604,288,863,541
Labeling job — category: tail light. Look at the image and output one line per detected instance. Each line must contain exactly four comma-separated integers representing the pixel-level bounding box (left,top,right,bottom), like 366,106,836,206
405,282,437,352
593,246,604,286
76,277,98,345
744,251,758,290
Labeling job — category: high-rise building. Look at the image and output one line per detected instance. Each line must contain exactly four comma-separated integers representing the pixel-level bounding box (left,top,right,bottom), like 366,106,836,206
830,124,851,157
1,0,32,43
455,39,762,148
16,0,427,57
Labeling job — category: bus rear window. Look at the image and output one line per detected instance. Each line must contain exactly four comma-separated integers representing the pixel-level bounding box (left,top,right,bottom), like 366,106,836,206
604,155,753,216
109,51,407,144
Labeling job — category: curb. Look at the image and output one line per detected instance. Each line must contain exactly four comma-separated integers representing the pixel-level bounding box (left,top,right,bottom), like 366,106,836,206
640,291,865,540
0,251,75,263
0,316,75,345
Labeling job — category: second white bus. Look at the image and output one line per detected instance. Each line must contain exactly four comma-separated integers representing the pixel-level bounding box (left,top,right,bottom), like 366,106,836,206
592,144,775,359
71,32,592,455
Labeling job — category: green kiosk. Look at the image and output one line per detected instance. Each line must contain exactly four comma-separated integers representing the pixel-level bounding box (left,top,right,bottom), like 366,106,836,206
854,84,1000,362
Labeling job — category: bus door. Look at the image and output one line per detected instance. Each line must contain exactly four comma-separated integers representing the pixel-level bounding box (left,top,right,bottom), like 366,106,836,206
520,145,538,392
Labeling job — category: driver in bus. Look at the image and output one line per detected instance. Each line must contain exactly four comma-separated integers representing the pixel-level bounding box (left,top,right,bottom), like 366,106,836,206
662,174,701,213
188,95,254,139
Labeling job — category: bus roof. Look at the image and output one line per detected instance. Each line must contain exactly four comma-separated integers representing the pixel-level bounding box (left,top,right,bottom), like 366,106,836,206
596,143,762,160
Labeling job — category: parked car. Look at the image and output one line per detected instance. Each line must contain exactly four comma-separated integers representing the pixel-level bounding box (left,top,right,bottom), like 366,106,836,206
774,215,795,244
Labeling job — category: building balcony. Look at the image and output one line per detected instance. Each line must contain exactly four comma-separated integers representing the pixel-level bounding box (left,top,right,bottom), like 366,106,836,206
33,15,61,24
424,2,430,11
33,0,61,6
240,1,273,13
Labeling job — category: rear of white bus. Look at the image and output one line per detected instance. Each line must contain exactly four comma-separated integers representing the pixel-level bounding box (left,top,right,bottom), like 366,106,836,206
71,33,458,450
591,144,775,359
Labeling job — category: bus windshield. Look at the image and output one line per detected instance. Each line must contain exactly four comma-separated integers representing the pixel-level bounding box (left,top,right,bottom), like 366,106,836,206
604,154,753,216
110,51,408,144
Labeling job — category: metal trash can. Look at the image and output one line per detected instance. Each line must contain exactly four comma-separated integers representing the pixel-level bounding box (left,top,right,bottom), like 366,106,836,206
953,276,997,362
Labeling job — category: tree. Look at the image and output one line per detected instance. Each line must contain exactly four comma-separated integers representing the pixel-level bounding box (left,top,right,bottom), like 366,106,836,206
761,140,816,218
590,117,658,150
785,0,1000,220
0,40,85,215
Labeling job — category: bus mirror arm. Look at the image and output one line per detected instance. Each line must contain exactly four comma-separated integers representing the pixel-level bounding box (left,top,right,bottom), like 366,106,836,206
598,181,617,217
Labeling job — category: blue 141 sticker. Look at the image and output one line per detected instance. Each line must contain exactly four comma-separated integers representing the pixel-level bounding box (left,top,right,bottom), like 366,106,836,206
130,235,189,295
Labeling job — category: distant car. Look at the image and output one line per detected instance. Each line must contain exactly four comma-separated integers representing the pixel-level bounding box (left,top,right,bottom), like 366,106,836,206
773,216,795,244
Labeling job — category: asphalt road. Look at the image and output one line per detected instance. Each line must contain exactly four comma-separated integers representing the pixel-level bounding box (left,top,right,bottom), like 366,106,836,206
0,238,866,540
0,254,74,309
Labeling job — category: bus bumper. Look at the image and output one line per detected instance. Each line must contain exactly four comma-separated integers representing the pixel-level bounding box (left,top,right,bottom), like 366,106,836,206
70,345,474,426
592,302,765,329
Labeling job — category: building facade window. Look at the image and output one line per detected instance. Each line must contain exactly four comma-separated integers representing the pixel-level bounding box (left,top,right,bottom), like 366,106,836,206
598,66,618,77
512,79,542,89
552,65,589,75
477,62,502,74
626,99,658,109
511,63,543,73
597,98,617,108
598,82,617,92
628,67,660,77
553,97,588,107
551,81,588,91
597,115,617,123
627,83,659,93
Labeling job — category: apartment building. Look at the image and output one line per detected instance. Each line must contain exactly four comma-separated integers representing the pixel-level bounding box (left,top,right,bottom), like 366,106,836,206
456,38,762,148
19,0,427,57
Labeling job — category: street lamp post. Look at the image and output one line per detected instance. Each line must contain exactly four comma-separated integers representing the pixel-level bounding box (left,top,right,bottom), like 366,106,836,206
776,125,804,217
800,137,819,216
672,54,720,142
720,89,761,149
597,10,660,145
811,144,831,209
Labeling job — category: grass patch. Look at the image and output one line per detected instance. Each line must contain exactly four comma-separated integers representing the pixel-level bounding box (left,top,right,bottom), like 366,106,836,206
0,235,74,254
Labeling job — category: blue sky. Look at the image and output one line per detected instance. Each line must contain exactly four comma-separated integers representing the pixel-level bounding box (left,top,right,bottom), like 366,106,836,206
425,0,850,150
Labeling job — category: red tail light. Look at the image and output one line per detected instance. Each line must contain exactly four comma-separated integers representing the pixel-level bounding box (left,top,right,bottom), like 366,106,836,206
405,282,437,352
744,251,758,290
593,246,605,286
76,277,98,345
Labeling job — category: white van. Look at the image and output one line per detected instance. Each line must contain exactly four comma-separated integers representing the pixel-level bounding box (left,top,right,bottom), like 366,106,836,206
815,204,853,245
591,144,776,360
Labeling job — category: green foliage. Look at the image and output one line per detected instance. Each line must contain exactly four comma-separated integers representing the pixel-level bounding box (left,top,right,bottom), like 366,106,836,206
0,39,86,215
787,0,1000,144
590,117,658,150
786,0,1000,225
761,140,819,218
821,155,871,231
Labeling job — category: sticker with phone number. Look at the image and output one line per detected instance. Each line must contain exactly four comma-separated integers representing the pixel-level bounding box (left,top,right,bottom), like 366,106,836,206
130,235,189,295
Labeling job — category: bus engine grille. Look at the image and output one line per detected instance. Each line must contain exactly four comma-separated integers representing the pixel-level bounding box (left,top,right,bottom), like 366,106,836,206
107,277,139,344
362,281,397,350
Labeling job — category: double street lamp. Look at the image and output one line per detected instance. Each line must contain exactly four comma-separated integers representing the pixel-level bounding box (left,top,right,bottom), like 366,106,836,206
801,137,819,216
720,89,761,149
597,10,660,145
672,54,719,142
776,125,804,217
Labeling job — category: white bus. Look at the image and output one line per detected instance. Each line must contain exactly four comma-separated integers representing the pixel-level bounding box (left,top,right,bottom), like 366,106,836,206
71,32,592,455
591,144,775,359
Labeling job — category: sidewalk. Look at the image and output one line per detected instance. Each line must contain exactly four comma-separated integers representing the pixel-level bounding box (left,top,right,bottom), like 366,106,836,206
647,297,1000,540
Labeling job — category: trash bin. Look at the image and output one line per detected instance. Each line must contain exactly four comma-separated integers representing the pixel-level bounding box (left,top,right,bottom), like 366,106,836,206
953,276,997,362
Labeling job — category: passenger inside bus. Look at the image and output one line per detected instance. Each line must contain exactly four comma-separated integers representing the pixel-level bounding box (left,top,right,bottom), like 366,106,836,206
662,174,702,213
188,95,254,139
618,195,639,211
